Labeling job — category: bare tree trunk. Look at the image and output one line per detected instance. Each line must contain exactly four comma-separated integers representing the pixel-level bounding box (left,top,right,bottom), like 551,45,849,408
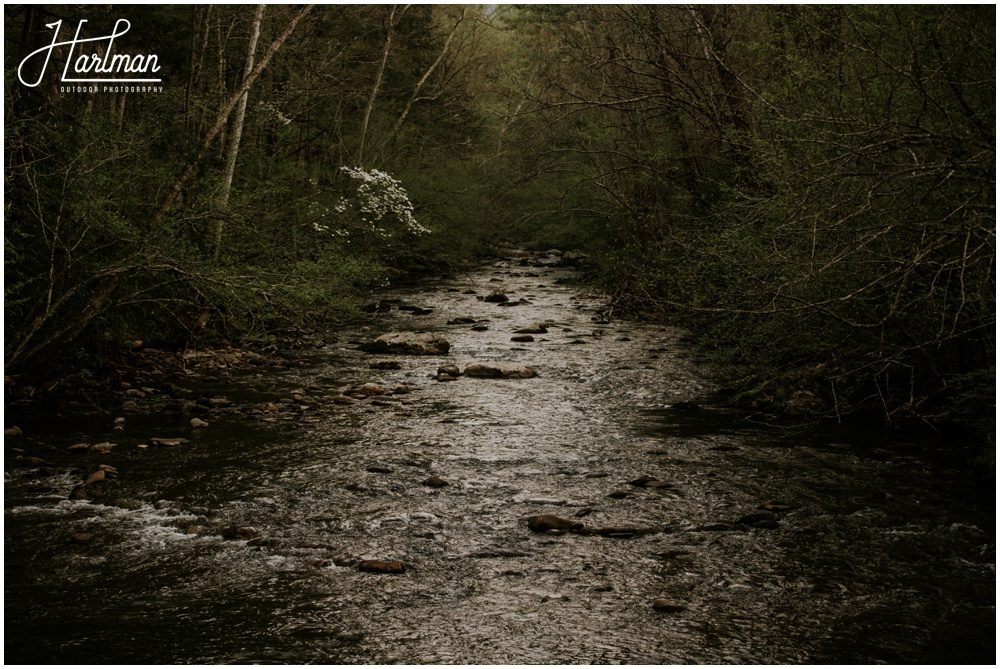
186,5,213,129
214,4,265,258
357,5,408,167
382,7,467,146
149,4,314,233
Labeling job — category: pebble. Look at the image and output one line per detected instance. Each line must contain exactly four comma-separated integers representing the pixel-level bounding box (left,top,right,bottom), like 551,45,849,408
190,418,210,428
4,426,23,438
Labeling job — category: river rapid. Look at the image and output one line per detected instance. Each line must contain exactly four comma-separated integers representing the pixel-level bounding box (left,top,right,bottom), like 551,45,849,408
4,252,995,664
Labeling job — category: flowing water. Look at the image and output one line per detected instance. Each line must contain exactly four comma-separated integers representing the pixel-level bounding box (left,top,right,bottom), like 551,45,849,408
4,254,995,664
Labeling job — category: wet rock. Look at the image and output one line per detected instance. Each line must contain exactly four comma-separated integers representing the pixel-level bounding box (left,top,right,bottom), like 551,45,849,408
437,364,461,377
358,559,406,574
332,395,356,405
72,532,95,544
608,490,630,499
463,363,537,379
222,526,261,541
69,485,91,500
90,442,114,454
484,291,509,303
527,514,583,533
737,512,775,526
515,324,548,334
5,426,23,438
652,598,685,613
348,383,386,396
190,417,210,428
344,483,367,492
573,508,593,518
511,335,535,343
435,373,459,382
470,325,489,332
367,466,393,474
447,317,477,325
423,476,449,487
121,401,140,411
149,437,190,447
84,470,106,485
360,332,450,356
369,361,402,370
207,397,232,407
627,475,660,487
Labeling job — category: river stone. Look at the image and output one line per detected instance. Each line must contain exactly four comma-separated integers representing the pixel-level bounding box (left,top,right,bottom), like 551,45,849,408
358,559,406,574
423,476,449,487
150,437,190,447
737,512,775,526
90,442,114,454
484,291,509,303
349,383,386,396
527,514,583,533
464,363,537,379
333,395,356,405
222,526,261,541
360,333,450,356
511,335,535,343
652,598,685,613
369,360,402,370
447,317,477,325
627,475,660,487
84,470,106,485
4,426,23,438
72,532,95,544
190,418,209,428
470,325,489,331
438,364,461,376
515,325,548,334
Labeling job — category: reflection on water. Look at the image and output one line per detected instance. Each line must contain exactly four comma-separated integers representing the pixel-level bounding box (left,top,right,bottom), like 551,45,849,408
5,255,995,664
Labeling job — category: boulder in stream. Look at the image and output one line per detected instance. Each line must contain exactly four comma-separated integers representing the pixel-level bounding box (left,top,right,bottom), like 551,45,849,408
464,363,537,379
360,333,450,356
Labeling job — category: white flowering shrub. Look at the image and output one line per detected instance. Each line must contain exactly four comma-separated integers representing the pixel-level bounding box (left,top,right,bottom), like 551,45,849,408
311,167,428,241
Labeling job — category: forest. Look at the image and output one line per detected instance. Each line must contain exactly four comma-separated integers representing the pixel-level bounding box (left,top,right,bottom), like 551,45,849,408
4,5,995,462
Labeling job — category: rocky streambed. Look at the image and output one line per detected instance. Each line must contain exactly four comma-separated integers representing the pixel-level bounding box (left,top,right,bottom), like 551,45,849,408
4,252,995,664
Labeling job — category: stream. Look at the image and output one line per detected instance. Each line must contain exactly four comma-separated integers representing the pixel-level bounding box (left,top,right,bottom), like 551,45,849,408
4,252,995,664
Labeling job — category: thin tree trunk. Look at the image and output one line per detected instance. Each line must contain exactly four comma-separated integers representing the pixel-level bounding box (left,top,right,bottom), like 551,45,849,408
186,5,212,129
357,5,408,167
149,4,313,233
214,4,265,258
383,7,467,145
